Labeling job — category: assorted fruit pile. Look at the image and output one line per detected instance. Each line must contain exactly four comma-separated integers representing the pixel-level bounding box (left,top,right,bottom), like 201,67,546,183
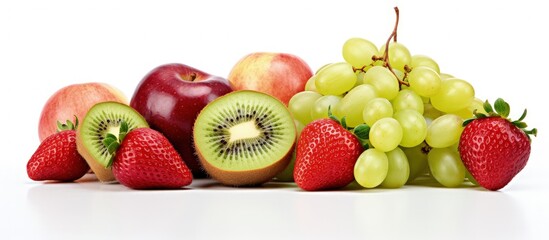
27,7,536,191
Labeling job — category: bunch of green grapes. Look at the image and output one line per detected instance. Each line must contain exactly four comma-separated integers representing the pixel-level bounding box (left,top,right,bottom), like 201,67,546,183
288,35,484,189
288,7,484,189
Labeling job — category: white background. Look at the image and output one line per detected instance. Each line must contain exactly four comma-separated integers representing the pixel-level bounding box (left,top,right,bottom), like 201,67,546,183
1,0,548,239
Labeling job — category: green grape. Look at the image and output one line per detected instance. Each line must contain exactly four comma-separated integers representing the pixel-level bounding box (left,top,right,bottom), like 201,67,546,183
391,89,424,114
369,117,403,152
315,62,356,96
288,91,322,125
354,148,389,188
380,147,410,188
427,147,466,187
465,169,479,186
310,95,342,121
410,55,440,73
393,69,405,81
354,70,365,87
334,84,377,127
315,63,331,74
449,143,459,152
295,120,305,135
425,114,464,148
402,142,429,183
471,98,487,114
393,109,427,148
342,38,379,68
423,102,443,122
407,66,441,97
439,73,455,80
451,97,486,119
430,78,474,113
362,66,400,100
304,75,318,92
372,60,385,67
380,42,412,72
363,98,393,127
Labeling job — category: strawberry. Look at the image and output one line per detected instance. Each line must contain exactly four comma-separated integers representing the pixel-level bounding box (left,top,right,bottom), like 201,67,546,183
459,98,537,191
294,114,365,191
27,118,90,181
104,124,193,189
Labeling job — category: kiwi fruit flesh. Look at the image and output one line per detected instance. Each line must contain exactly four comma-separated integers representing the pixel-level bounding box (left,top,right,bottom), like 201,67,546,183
193,90,296,186
76,101,149,182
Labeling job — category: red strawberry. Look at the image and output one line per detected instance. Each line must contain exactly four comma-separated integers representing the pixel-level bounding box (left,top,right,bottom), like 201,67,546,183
294,118,364,191
27,118,90,181
459,98,537,191
107,127,193,189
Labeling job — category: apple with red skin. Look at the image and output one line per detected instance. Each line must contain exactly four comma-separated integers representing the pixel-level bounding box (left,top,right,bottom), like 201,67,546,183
39,83,126,142
228,52,313,105
130,63,232,177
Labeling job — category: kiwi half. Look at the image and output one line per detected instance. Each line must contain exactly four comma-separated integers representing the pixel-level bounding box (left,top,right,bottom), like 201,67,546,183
193,90,296,186
76,101,149,182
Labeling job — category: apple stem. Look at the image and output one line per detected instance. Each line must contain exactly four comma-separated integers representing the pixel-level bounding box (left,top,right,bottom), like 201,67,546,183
190,73,197,81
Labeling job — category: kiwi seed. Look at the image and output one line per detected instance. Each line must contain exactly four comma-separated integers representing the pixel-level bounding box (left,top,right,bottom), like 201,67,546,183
193,90,296,186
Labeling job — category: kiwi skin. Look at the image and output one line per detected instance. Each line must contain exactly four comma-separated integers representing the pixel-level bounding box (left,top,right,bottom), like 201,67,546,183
76,101,149,182
196,143,294,186
76,137,115,182
193,90,296,186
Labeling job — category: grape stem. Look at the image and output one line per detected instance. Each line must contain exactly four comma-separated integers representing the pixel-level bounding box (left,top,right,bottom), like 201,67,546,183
382,7,409,87
392,7,399,42
421,142,432,155
352,66,367,72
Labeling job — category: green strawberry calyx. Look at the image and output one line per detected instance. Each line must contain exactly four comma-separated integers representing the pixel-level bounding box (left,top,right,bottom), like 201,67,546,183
56,116,79,132
328,106,370,149
102,120,130,167
463,98,538,140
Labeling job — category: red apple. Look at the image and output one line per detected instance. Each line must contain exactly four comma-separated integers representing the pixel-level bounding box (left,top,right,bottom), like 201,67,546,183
130,63,232,177
228,52,313,105
39,83,127,141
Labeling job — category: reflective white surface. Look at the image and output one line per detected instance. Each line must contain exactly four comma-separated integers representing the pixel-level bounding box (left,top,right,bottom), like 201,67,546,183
3,174,548,240
2,0,549,239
